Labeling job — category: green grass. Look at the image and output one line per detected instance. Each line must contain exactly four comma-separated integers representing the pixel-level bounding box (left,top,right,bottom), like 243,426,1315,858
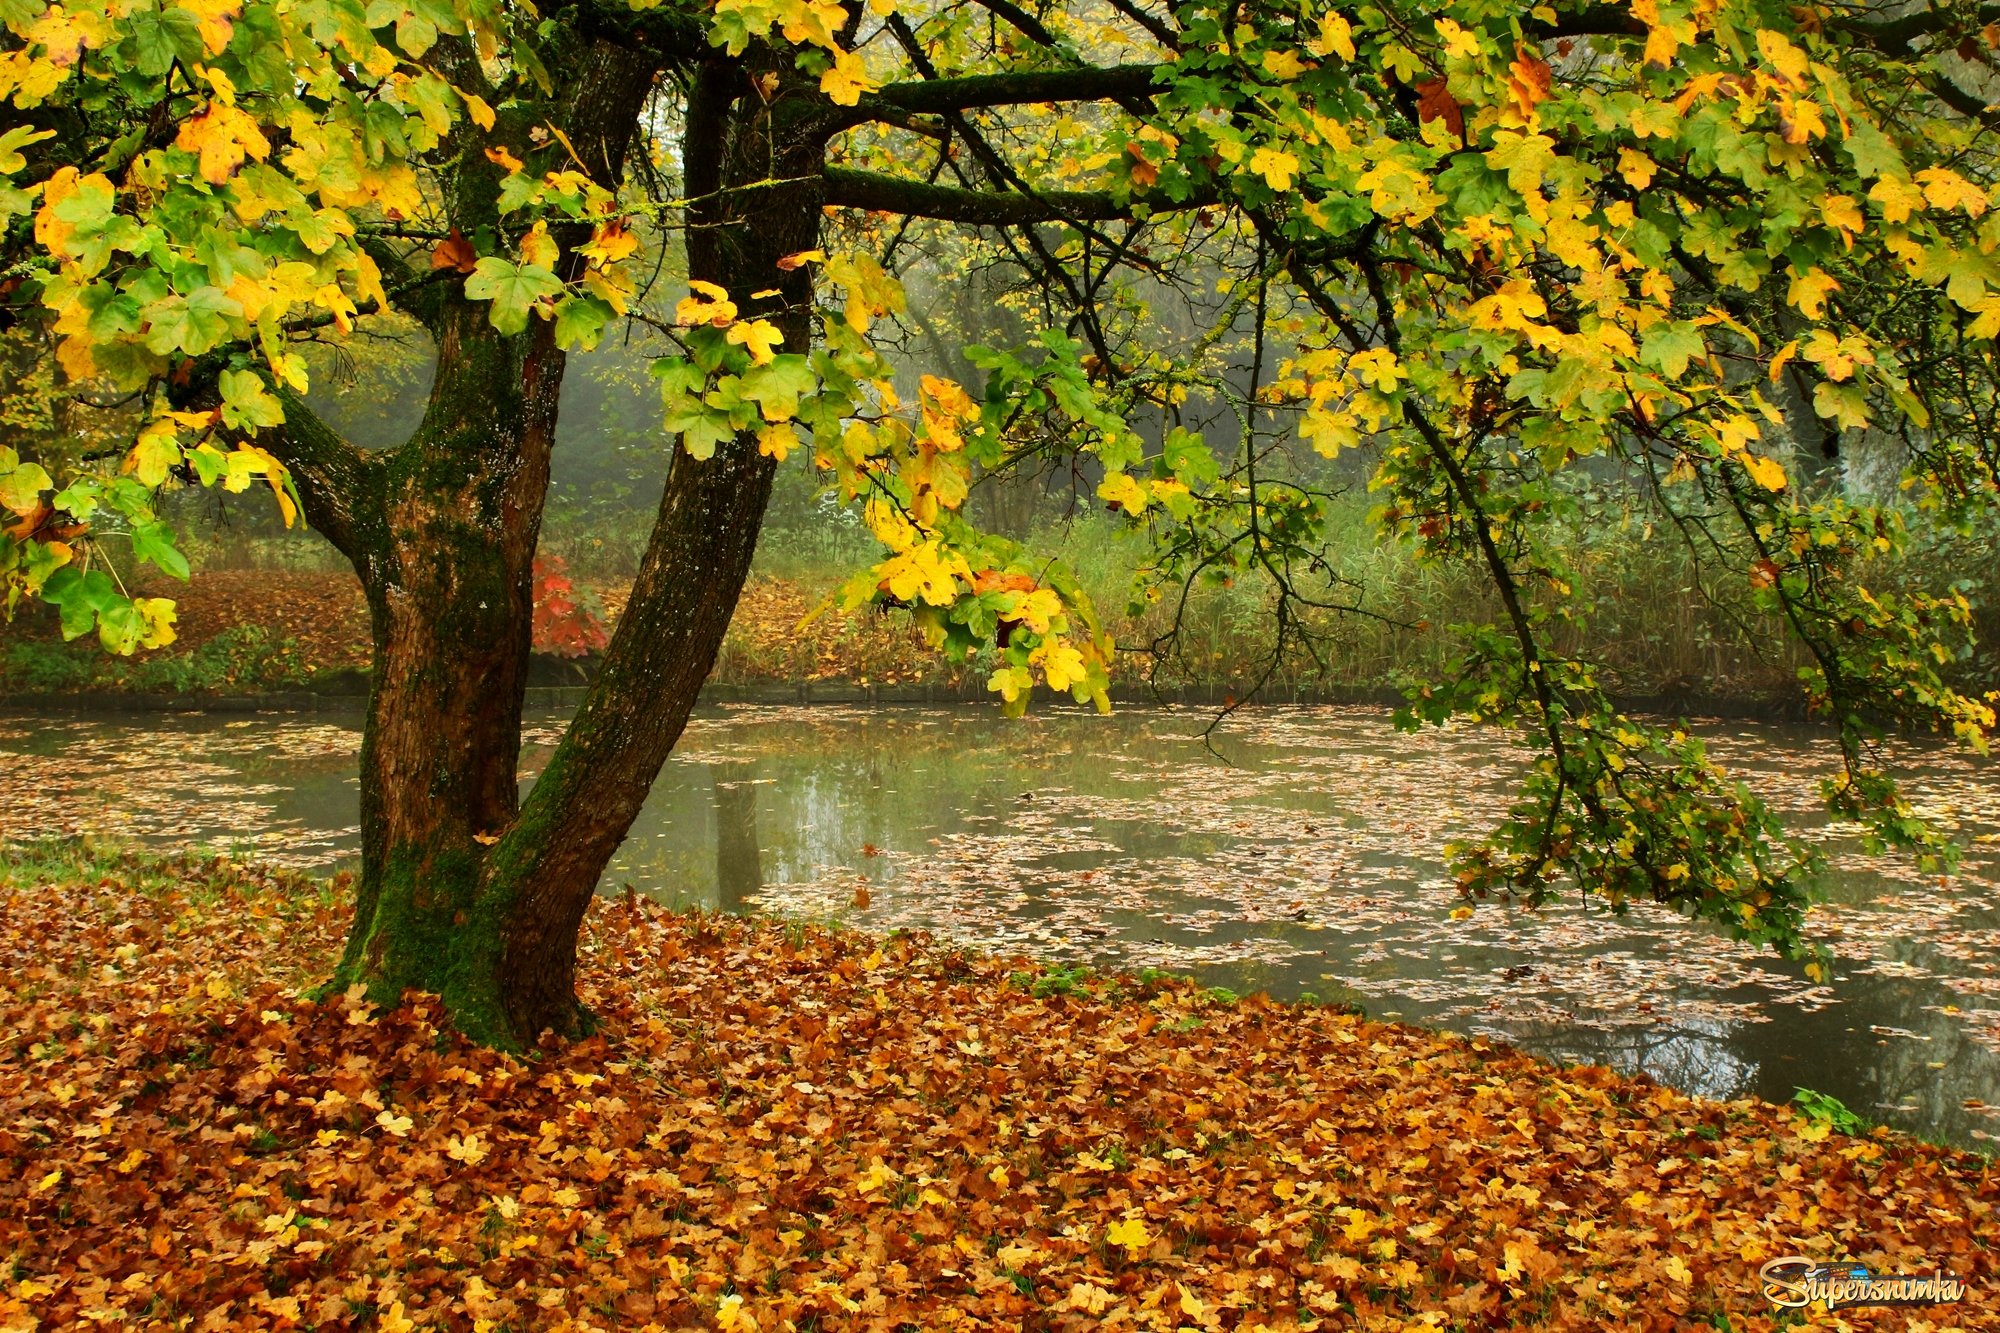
0,625,316,695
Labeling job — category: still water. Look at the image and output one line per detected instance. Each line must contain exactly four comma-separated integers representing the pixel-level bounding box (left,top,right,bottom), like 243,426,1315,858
4,703,1998,1148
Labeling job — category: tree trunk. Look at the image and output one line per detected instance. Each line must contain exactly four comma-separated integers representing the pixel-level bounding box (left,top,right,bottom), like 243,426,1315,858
317,36,667,1043
477,55,827,1042
326,47,830,1046
327,299,560,1038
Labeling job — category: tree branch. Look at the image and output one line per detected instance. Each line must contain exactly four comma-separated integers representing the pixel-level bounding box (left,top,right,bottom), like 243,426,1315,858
822,164,1211,223
842,63,1159,124
262,386,378,563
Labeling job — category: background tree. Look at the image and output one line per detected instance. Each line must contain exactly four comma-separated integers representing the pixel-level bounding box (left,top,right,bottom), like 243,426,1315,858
0,0,1995,1043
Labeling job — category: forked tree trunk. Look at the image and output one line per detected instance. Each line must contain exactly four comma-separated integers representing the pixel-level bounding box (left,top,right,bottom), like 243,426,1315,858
317,46,825,1045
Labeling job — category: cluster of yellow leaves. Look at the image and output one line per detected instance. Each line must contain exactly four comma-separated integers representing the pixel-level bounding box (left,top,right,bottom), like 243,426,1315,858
1,846,1995,1331
705,0,885,105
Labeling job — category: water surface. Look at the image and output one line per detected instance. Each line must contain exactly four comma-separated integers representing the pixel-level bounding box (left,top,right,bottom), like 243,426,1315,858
4,703,1997,1149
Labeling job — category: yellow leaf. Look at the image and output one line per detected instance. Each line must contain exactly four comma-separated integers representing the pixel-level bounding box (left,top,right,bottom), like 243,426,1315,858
1786,267,1838,319
1348,347,1405,390
446,1134,488,1165
1616,147,1655,191
757,424,797,461
1435,17,1481,60
1868,176,1924,225
1096,470,1149,514
519,221,559,269
1314,12,1355,60
1067,1282,1116,1314
580,220,639,266
820,48,875,106
1917,166,1990,217
462,92,496,130
1820,192,1862,239
134,598,178,650
675,280,737,327
1262,48,1309,79
1105,1216,1152,1259
1031,640,1087,692
1741,452,1787,491
176,102,270,183
727,318,784,364
1248,145,1299,192
1755,28,1807,86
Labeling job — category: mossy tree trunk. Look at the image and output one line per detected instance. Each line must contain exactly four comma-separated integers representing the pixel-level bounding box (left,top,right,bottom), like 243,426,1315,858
265,39,824,1045
480,54,824,1041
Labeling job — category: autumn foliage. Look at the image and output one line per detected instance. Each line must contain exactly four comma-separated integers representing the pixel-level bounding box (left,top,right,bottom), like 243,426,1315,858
2,845,1994,1331
531,558,610,660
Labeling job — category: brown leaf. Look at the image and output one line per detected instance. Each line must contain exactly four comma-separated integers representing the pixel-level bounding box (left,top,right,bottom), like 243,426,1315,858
431,228,478,275
1415,78,1464,138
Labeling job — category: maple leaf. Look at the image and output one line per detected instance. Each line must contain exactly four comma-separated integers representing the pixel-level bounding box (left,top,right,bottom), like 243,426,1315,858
1106,1215,1152,1258
1247,145,1299,192
431,228,478,274
1125,141,1159,188
1504,48,1553,121
676,279,738,327
1314,12,1355,60
1415,79,1464,138
820,49,875,106
727,318,784,365
175,102,270,183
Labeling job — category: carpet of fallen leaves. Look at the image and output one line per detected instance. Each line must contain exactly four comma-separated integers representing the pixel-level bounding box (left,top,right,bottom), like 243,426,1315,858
1,846,1995,1333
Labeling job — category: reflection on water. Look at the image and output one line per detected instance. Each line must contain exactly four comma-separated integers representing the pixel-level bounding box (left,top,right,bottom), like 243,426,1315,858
3,703,1998,1149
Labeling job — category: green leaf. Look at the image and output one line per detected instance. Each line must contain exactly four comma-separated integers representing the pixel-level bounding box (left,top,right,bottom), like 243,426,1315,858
218,369,286,431
463,258,564,335
132,520,190,580
141,288,241,357
552,294,612,351
0,459,51,513
738,354,817,423
1640,323,1705,379
661,397,735,459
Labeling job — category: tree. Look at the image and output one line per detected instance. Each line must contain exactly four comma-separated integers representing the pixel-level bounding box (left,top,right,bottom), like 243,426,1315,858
0,0,1996,1044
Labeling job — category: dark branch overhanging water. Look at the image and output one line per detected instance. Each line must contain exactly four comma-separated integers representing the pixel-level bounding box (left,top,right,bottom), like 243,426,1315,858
4,703,1997,1148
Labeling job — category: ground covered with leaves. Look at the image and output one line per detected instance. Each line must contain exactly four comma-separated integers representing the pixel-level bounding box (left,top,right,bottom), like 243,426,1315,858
1,843,1994,1332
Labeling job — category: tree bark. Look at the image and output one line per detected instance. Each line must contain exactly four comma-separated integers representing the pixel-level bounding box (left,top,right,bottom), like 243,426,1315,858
480,53,828,1042
322,37,663,1043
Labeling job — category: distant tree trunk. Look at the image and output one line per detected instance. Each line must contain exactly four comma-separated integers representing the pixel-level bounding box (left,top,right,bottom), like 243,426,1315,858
712,764,764,912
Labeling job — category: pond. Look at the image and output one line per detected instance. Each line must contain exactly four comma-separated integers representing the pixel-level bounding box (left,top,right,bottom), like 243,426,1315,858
4,702,1998,1149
